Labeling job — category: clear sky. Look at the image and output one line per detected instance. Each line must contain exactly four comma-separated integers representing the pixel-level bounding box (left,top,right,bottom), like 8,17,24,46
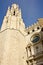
0,0,43,28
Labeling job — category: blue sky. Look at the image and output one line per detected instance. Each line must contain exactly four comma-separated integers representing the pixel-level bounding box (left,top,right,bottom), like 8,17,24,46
0,0,43,28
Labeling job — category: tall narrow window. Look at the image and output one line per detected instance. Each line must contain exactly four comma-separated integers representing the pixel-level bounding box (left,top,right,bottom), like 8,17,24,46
26,46,32,58
13,11,15,15
28,46,32,57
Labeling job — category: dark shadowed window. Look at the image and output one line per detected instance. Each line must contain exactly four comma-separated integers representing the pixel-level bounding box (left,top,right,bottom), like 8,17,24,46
28,32,30,34
37,27,40,29
32,29,35,32
13,11,15,15
41,27,43,32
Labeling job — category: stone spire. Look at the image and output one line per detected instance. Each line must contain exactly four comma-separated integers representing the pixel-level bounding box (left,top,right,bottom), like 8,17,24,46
1,4,25,33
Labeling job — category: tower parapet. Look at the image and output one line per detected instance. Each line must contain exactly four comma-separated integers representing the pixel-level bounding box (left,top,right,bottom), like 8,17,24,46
25,18,43,35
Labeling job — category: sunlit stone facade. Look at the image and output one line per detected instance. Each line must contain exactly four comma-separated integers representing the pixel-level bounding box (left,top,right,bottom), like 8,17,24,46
0,4,43,65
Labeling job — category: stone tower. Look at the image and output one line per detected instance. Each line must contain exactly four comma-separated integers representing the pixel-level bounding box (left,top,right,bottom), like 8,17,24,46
0,3,43,65
0,4,27,65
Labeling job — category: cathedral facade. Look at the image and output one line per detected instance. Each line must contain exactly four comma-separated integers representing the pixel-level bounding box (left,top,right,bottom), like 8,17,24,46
0,4,43,65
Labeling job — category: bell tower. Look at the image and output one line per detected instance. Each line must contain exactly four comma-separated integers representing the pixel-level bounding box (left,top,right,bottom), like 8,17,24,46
0,4,27,65
1,4,25,33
